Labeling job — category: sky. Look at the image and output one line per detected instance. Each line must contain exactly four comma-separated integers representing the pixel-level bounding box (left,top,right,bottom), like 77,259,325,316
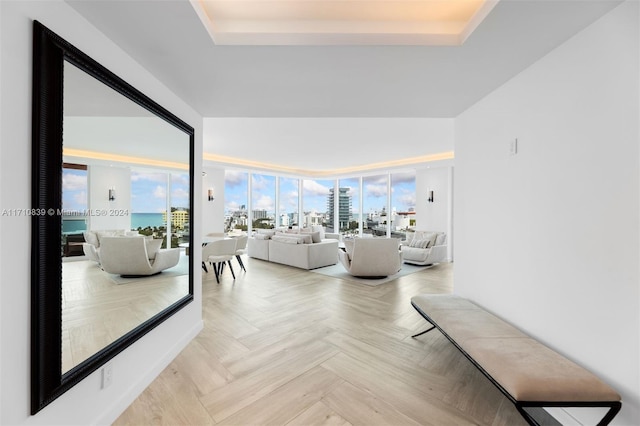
62,169,88,211
130,171,190,213
224,170,416,218
62,168,190,213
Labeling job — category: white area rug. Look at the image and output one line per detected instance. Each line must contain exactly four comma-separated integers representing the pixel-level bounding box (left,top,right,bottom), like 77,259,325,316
109,254,189,285
309,262,430,286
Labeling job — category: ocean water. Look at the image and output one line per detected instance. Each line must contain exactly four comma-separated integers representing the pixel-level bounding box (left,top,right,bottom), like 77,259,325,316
62,213,165,235
62,219,87,234
131,213,165,229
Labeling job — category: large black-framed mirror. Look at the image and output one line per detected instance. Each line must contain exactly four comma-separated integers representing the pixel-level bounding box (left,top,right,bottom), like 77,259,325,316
31,21,194,413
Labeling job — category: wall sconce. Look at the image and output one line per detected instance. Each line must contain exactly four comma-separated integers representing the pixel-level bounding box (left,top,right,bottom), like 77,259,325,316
427,190,434,203
208,188,215,201
108,187,116,201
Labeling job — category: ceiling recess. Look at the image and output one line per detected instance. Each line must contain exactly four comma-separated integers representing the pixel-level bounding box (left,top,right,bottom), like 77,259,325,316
190,0,498,45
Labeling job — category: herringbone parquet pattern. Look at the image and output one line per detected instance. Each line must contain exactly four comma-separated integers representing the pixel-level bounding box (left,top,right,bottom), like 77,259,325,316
114,258,526,425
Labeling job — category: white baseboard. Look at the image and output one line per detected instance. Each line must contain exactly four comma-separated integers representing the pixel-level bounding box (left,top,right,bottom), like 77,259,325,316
94,320,204,425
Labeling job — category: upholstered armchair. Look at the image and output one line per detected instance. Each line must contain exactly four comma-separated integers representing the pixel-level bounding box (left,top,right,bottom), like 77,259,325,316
338,237,403,277
99,236,180,278
401,231,447,266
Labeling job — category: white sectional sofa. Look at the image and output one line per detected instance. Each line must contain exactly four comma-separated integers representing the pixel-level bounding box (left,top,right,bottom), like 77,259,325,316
400,231,447,266
247,227,339,270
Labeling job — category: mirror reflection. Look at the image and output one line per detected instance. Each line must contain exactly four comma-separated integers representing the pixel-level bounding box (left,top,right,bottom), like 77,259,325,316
61,61,190,373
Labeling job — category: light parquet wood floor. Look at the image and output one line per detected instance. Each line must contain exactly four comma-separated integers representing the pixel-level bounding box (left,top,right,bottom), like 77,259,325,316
114,257,526,426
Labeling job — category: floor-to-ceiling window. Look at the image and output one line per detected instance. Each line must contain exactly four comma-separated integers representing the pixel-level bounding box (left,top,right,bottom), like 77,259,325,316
279,177,299,228
131,171,168,236
220,168,419,237
131,170,189,248
362,174,388,237
62,163,88,234
391,170,416,240
302,178,333,231
338,177,359,238
251,173,276,229
170,171,190,246
224,170,248,232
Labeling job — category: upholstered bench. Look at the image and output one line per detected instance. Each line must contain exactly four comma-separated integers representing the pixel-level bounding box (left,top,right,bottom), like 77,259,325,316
411,294,621,425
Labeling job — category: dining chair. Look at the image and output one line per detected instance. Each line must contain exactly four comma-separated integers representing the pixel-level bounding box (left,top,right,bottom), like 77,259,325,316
233,235,249,272
202,238,237,283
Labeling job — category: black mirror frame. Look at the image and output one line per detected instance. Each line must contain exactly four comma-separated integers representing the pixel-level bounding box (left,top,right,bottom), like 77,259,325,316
31,20,194,414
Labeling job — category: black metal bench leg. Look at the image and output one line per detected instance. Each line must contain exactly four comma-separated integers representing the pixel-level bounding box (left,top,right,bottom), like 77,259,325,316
202,261,208,273
598,403,622,426
412,325,436,338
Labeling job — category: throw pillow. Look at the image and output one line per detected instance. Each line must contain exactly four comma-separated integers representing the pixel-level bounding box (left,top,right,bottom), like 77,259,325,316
299,234,313,244
435,233,447,246
256,229,276,237
271,235,300,244
254,233,271,240
311,225,326,240
404,232,415,245
96,230,118,244
424,232,438,247
301,230,321,243
282,232,311,244
410,238,432,249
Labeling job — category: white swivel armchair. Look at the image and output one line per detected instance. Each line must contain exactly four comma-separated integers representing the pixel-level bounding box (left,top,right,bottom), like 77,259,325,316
99,236,180,278
338,238,403,278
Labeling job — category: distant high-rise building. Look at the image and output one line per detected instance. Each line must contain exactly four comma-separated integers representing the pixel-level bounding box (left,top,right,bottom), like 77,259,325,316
252,209,268,220
327,187,352,230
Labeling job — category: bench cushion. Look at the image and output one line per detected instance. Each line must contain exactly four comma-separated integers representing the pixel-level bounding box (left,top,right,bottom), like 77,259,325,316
464,337,621,402
411,294,621,404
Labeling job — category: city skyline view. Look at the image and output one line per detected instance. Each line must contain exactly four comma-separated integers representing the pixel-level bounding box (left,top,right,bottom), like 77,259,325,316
224,170,416,220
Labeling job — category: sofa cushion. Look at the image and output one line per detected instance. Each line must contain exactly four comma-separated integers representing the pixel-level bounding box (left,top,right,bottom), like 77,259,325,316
256,229,276,237
401,246,431,262
254,233,271,240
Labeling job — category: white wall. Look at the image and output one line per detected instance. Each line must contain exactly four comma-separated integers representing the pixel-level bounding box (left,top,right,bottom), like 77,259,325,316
204,117,454,173
415,166,453,260
454,1,639,424
0,1,203,424
87,165,131,230
202,167,226,235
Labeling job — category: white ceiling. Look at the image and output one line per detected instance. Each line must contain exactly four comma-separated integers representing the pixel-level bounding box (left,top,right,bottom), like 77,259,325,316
65,0,621,173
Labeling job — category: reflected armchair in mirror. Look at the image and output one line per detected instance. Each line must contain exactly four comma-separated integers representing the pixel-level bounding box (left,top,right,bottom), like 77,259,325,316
99,237,180,277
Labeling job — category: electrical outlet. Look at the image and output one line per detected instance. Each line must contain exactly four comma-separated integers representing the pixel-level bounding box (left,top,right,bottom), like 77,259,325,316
101,364,113,389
